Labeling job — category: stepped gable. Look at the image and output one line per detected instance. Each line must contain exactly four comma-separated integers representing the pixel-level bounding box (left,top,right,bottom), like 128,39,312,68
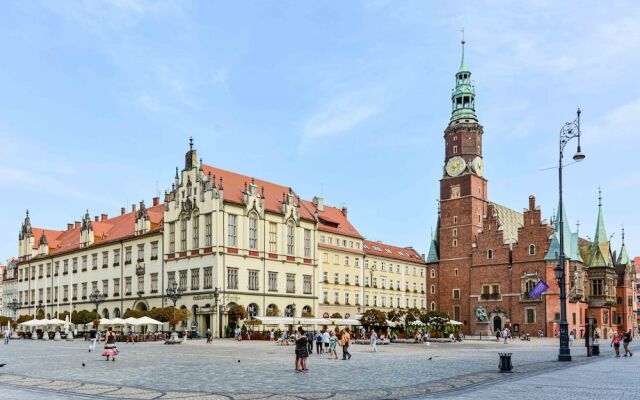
364,240,425,264
490,203,523,244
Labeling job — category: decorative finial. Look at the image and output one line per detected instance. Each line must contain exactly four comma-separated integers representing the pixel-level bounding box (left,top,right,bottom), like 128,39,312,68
460,27,465,45
175,167,179,179
598,186,602,207
621,225,625,244
576,220,580,235
189,136,194,150
26,209,29,218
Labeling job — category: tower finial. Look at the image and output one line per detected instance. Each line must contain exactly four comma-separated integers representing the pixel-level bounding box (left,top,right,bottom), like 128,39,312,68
621,225,625,244
598,185,602,207
576,220,580,235
189,136,194,150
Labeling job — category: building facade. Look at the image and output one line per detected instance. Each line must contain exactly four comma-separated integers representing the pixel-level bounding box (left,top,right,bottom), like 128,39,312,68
427,39,637,338
10,141,426,336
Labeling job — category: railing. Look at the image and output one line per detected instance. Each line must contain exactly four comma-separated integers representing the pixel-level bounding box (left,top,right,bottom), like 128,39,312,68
480,293,501,300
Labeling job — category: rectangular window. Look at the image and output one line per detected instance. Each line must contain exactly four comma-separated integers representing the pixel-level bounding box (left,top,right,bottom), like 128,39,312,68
248,270,259,290
137,244,144,262
125,277,132,295
151,241,158,259
355,258,359,267
151,273,158,293
322,253,329,263
287,223,295,255
323,291,328,303
167,271,176,287
355,293,360,306
92,281,98,292
180,219,187,251
334,292,339,304
113,278,120,296
344,292,350,304
193,215,200,249
72,284,78,299
91,253,97,269
249,216,258,250
102,251,108,267
136,275,144,294
365,294,369,306
227,267,238,289
125,247,132,264
191,268,200,290
334,272,339,284
203,267,213,289
102,279,108,296
169,222,176,253
304,229,311,257
113,249,120,266
526,308,536,324
205,214,213,247
63,285,69,300
82,256,87,271
179,270,187,290
46,287,51,302
344,256,349,266
228,214,237,247
592,279,603,296
269,222,277,253
303,275,312,294
355,275,360,286
454,305,461,321
63,260,69,274
286,273,295,293
323,271,328,282
453,289,460,299
82,283,87,298
54,287,58,301
268,272,278,291
345,273,350,285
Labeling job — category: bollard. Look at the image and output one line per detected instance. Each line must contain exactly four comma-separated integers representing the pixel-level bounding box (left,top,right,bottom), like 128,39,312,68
498,353,513,373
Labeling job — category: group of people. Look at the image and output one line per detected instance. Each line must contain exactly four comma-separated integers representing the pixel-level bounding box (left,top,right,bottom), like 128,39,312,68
292,327,352,371
610,330,634,358
87,325,119,361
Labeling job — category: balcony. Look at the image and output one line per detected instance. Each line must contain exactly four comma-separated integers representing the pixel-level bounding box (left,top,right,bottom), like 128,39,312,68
63,298,68,302
137,258,144,263
113,293,120,297
137,291,145,296
92,266,97,270
355,283,360,286
323,280,329,284
82,268,87,272
113,262,120,267
521,293,543,302
102,264,108,269
81,296,87,300
334,301,340,305
150,255,158,261
323,300,330,305
124,260,132,265
150,290,158,294
480,293,501,300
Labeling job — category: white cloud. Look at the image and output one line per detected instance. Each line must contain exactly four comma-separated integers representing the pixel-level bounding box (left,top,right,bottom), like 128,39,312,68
304,94,378,139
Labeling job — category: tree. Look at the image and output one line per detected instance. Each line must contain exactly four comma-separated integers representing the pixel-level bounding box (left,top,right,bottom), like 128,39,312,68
169,308,191,327
58,311,70,322
228,304,247,322
330,312,342,319
147,307,174,323
360,308,387,328
17,315,33,324
405,307,421,324
0,316,14,327
72,310,98,325
123,309,147,319
387,309,406,323
424,310,449,335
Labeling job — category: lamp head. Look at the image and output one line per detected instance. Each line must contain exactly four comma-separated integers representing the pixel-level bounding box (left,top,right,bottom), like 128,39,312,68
573,146,585,161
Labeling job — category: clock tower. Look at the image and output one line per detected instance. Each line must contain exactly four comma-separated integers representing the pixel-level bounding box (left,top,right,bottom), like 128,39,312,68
435,37,488,330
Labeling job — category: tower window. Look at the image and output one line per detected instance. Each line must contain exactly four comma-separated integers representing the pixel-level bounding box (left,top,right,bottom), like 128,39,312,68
452,228,457,237
487,249,494,259
453,145,458,154
529,245,536,256
454,268,458,277
453,216,458,224
452,239,458,247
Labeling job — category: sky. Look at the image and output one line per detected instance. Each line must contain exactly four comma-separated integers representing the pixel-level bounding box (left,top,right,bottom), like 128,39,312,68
1,0,639,262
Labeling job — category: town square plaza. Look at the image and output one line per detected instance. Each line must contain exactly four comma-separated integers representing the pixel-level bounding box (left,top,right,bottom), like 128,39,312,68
0,337,637,399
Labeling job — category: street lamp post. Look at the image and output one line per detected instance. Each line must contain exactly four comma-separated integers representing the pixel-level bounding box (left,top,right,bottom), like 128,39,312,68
555,108,585,362
89,289,104,316
212,287,222,338
166,281,183,339
8,298,19,321
367,265,377,313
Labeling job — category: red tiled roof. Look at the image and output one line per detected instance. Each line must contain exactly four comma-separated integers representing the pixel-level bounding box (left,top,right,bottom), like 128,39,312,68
26,204,164,259
363,240,425,264
202,164,362,239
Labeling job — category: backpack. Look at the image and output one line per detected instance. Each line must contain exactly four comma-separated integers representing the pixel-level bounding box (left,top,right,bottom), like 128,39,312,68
316,333,323,342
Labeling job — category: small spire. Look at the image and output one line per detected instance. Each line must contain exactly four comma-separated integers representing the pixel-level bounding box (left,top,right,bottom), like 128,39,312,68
251,177,255,185
459,27,467,71
189,136,194,150
576,220,580,235
218,176,223,190
598,185,602,207
175,167,179,179
621,225,625,244
26,209,29,217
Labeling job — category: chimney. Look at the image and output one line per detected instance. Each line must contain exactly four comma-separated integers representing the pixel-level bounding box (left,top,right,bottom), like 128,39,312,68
101,213,108,222
67,223,73,231
74,221,81,229
94,216,99,222
528,195,536,211
152,197,159,206
312,196,324,212
131,203,136,213
341,206,348,217
121,207,126,215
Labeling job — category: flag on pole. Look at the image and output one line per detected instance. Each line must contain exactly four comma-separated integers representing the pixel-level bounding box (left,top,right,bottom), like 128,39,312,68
528,280,549,299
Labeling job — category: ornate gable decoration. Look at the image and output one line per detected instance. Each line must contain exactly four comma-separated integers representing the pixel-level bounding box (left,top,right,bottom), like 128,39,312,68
281,189,300,225
243,177,265,217
20,210,33,240
81,210,93,232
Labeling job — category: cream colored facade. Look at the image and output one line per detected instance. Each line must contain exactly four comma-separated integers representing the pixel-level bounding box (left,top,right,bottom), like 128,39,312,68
11,141,426,335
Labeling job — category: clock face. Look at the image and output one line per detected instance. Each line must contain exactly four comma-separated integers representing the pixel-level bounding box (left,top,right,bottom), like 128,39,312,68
471,157,484,177
446,156,467,177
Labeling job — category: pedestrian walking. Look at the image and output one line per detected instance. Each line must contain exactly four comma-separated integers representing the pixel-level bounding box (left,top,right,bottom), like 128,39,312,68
102,327,119,362
569,332,575,346
623,330,633,357
206,328,212,344
495,329,501,342
360,326,366,340
88,325,98,352
3,327,11,345
306,330,314,355
370,330,378,352
328,331,338,359
502,328,509,344
611,332,621,358
127,327,135,344
322,329,330,352
269,329,275,342
295,327,309,372
315,330,323,354
341,328,352,360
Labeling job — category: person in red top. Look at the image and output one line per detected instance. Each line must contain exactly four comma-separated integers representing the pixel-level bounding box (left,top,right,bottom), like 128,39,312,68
610,332,621,358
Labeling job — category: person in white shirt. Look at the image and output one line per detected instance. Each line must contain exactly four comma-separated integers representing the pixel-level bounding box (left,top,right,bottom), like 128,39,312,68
370,330,378,352
322,330,330,353
3,328,11,345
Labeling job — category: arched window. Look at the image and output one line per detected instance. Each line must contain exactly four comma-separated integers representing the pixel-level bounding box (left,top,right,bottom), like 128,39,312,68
248,213,258,250
529,244,536,255
286,221,295,256
487,249,494,259
524,280,536,298
430,302,436,311
284,304,295,317
113,308,121,318
102,308,110,319
430,269,436,278
301,305,312,317
266,304,279,317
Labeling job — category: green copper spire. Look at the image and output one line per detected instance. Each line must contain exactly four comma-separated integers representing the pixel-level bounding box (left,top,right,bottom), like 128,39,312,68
450,31,477,124
426,214,440,263
544,199,582,262
587,187,613,267
617,226,630,265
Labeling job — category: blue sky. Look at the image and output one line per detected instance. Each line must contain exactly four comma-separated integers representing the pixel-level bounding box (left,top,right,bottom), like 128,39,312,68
1,1,639,262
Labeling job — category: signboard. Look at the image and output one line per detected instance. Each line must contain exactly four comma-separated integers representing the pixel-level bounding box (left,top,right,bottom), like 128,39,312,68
193,294,215,301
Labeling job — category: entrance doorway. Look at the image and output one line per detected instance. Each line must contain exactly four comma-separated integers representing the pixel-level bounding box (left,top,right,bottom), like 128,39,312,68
493,315,502,332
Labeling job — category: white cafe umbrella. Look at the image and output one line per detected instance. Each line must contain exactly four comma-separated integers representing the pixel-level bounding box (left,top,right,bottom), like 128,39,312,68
109,318,127,326
447,320,463,326
99,318,113,325
46,318,68,326
18,319,40,327
134,316,163,325
124,317,138,325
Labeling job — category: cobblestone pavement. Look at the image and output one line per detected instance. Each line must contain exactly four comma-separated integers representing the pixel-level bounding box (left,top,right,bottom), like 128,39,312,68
0,337,633,399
